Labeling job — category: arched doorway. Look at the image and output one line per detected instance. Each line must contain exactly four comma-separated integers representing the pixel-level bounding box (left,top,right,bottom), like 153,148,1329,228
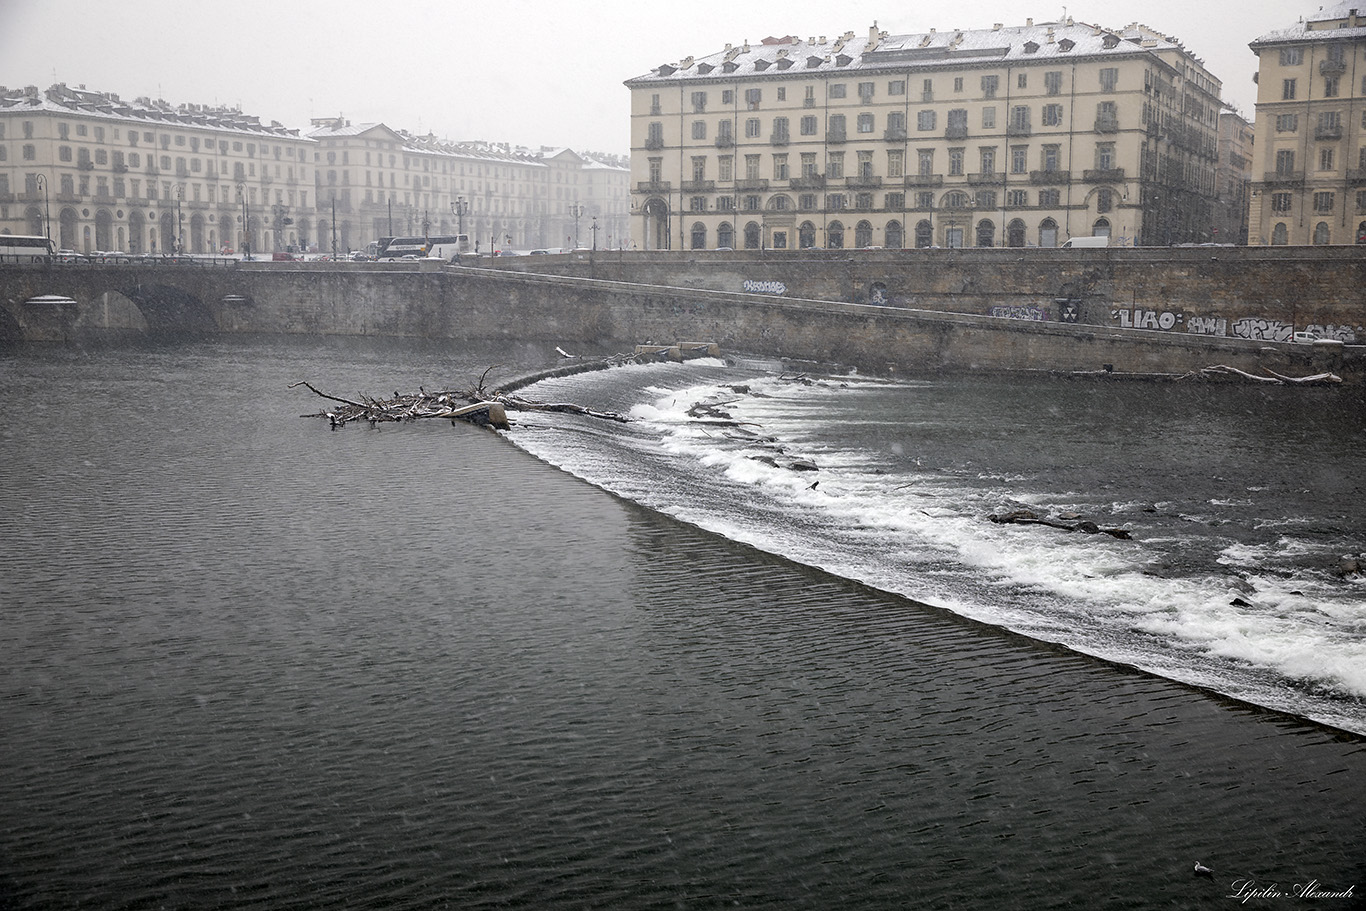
690,222,707,250
641,197,670,250
827,221,845,249
1007,218,1027,247
976,219,995,247
1271,222,1288,245
159,211,176,254
1039,217,1058,248
129,210,145,254
190,213,205,253
915,219,933,248
95,209,113,251
1313,222,1331,245
885,220,903,249
1092,217,1111,239
718,221,734,249
743,221,761,249
58,207,79,251
798,221,816,249
25,206,44,237
854,220,873,248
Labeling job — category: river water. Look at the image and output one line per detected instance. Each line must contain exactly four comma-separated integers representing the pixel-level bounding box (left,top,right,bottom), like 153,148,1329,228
1,335,1363,910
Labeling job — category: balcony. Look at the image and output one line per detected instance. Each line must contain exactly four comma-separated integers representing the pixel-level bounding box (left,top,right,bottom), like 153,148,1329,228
967,172,1004,185
735,178,769,191
1314,124,1343,141
827,130,847,143
1030,169,1071,185
883,127,908,142
681,180,716,192
1320,58,1347,76
1263,171,1304,186
1094,115,1119,133
846,175,883,188
945,125,969,140
789,175,826,190
770,132,790,146
636,180,671,194
92,194,117,205
1347,169,1366,185
904,174,944,188
1007,123,1032,137
714,135,735,148
644,137,664,151
1083,168,1126,182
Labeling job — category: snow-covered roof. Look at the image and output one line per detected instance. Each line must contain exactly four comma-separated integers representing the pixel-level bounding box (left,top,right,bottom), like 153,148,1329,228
1252,2,1366,46
626,19,1199,87
0,82,306,140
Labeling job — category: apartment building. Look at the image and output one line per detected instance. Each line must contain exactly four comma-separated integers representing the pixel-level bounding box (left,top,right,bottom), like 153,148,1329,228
1248,1,1366,245
308,119,629,253
625,18,1226,250
1214,111,1254,244
0,83,313,255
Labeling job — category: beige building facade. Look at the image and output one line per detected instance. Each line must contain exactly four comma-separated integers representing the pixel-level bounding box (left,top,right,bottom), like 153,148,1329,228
626,19,1226,251
1248,2,1366,245
0,82,314,255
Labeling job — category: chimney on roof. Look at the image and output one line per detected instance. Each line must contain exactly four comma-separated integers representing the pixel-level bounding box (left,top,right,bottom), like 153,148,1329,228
1026,18,1033,26
993,22,1002,30
1047,27,1055,43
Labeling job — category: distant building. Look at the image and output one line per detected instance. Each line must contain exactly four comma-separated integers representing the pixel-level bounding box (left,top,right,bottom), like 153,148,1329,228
625,19,1227,250
0,82,313,254
1248,2,1366,245
307,118,629,253
1214,111,1254,244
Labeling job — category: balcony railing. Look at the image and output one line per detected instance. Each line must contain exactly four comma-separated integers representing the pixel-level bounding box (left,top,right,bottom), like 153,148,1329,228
904,174,944,187
735,179,769,191
681,180,715,192
1315,125,1343,141
636,180,671,194
827,130,847,143
644,137,664,151
1094,115,1119,133
1083,168,1126,182
714,135,735,148
1007,123,1032,137
789,175,826,190
1346,168,1366,185
770,133,790,146
884,127,908,142
967,172,1004,185
945,124,969,140
1029,169,1071,185
1320,58,1347,76
846,175,883,188
1263,171,1304,186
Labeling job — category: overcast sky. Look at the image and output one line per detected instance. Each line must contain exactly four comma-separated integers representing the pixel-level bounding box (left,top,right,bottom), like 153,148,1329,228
1,0,1305,155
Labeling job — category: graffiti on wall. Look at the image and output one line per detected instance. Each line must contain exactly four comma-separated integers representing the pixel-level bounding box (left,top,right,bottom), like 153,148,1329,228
1111,308,1184,331
1300,324,1359,343
1230,317,1294,342
990,305,1048,321
1186,316,1227,336
742,280,787,295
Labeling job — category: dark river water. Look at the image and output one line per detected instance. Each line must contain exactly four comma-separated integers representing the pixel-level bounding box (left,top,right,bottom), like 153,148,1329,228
1,336,1362,910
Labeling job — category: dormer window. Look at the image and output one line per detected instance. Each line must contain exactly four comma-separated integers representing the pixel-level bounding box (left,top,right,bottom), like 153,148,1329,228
697,63,714,74
754,59,771,71
1058,38,1075,52
658,64,677,76
806,55,824,67
836,54,853,66
1101,34,1120,49
1023,41,1039,53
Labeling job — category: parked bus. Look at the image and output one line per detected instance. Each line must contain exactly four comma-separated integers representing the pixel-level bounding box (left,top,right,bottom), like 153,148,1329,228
0,234,56,261
376,234,473,261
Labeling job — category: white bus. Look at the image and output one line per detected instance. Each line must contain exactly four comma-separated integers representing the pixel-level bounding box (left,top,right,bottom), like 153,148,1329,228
376,234,473,261
0,234,56,261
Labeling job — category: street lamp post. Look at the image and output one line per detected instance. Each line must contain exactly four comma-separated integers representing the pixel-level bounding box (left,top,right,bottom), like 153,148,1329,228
272,204,290,254
590,216,599,251
422,209,430,248
236,182,250,260
34,173,50,242
174,184,184,254
451,197,468,235
569,204,585,249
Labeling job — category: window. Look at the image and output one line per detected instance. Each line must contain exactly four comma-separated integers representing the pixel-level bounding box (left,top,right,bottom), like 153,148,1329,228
982,107,997,129
857,113,874,133
855,192,874,209
1045,71,1062,95
718,196,735,211
947,108,969,135
1279,47,1303,66
918,149,934,176
828,194,846,210
953,77,964,92
1283,79,1297,100
976,190,996,209
827,152,844,179
1017,73,1028,89
948,148,964,176
722,90,734,104
800,115,818,135
800,152,817,177
647,122,663,147
916,192,935,209
744,195,761,211
1042,144,1061,171
59,145,72,162
718,156,733,181
858,82,875,101
1097,188,1113,213
799,194,816,210
857,150,874,177
690,197,707,213
979,147,996,174
773,154,789,180
1042,104,1063,126
1010,106,1031,132
1008,189,1029,207
648,157,662,182
1314,191,1335,213
772,117,790,141
981,75,1000,98
887,150,904,178
777,88,786,101
1320,147,1335,171
887,111,906,135
745,118,761,138
1011,146,1028,174
922,78,933,100
1325,76,1340,97
828,114,846,138
691,156,707,181
745,88,762,110
1276,149,1296,175
944,190,969,208
829,84,847,99
1099,68,1118,92
1039,188,1061,206
1276,114,1299,132
889,80,906,95
1096,142,1115,170
1271,192,1292,212
691,91,707,112
886,192,905,209
692,121,707,140
917,110,937,131
745,154,761,180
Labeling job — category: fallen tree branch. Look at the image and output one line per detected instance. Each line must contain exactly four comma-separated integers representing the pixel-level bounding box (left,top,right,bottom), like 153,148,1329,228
988,509,1133,540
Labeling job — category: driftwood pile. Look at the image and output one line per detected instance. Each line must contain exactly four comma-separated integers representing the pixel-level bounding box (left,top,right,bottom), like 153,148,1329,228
988,508,1133,539
1072,364,1342,385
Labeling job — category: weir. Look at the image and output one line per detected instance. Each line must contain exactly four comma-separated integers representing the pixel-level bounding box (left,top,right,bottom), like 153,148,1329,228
1,248,1361,383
